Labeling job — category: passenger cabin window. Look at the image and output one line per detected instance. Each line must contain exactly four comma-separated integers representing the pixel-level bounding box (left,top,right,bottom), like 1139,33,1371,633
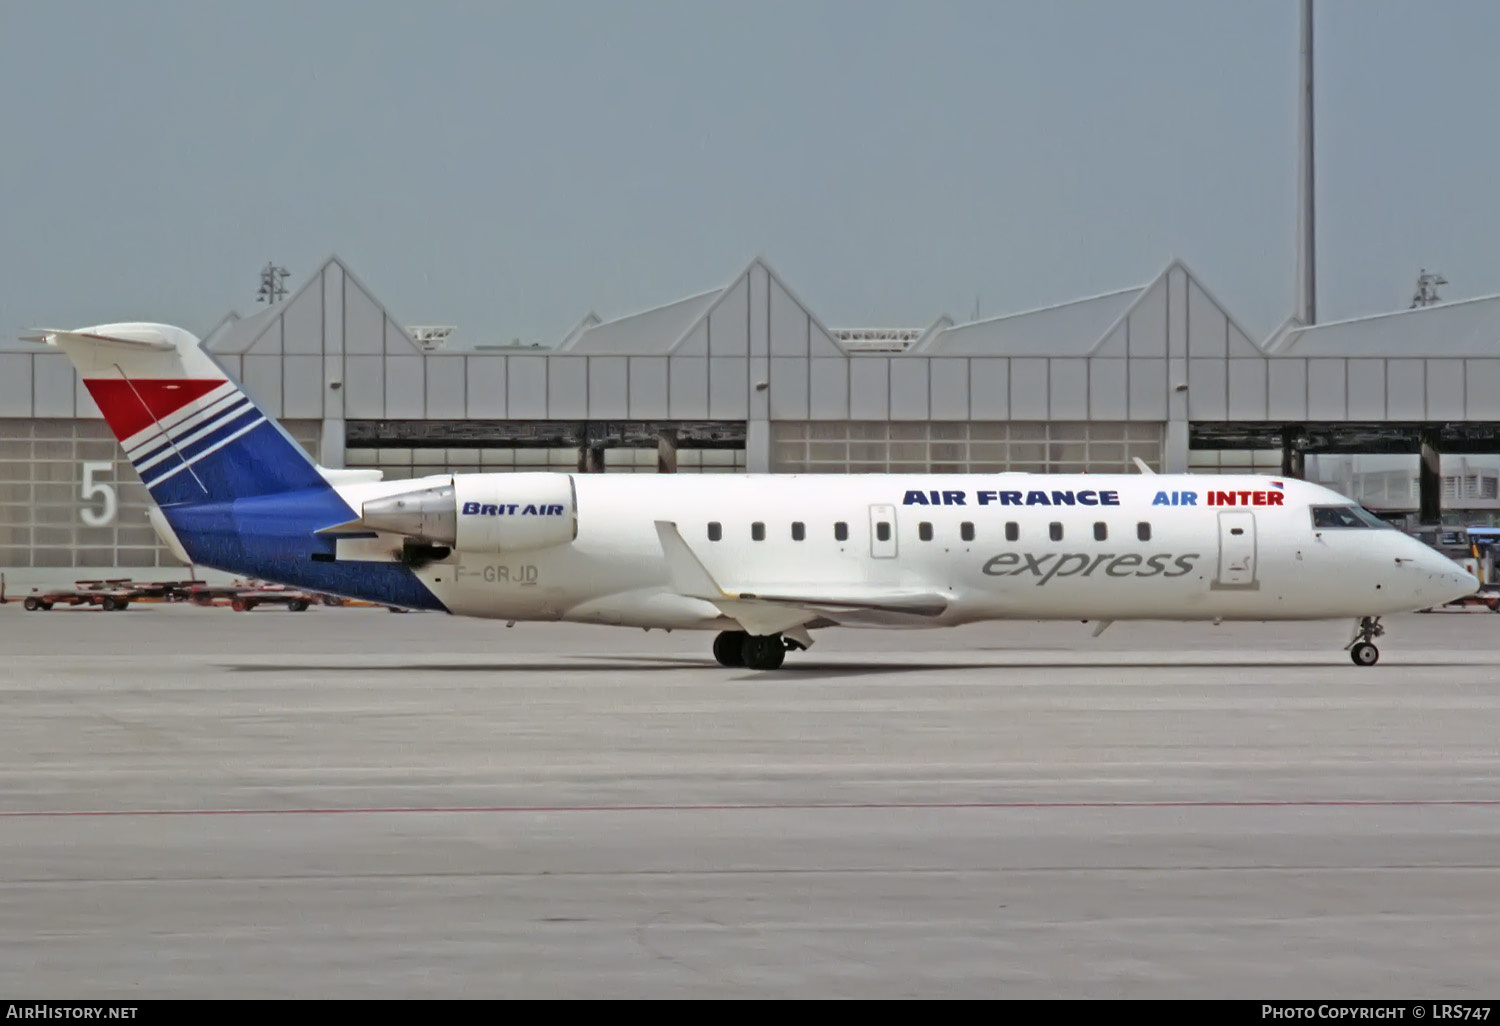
707,522,722,542
791,521,805,541
1049,522,1063,542
1311,505,1386,529
835,521,849,541
1005,522,1019,542
1093,522,1107,541
1137,522,1151,542
751,522,765,541
960,522,975,542
876,522,892,542
919,522,933,541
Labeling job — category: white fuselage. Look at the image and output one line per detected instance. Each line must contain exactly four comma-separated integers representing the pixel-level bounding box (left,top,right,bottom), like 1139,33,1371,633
331,473,1476,630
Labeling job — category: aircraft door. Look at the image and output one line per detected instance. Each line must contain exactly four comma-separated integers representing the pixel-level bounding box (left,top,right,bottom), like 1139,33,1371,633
869,504,898,559
1215,511,1257,589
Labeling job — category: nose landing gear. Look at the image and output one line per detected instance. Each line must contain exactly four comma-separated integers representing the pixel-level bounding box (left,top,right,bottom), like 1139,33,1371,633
1346,616,1384,666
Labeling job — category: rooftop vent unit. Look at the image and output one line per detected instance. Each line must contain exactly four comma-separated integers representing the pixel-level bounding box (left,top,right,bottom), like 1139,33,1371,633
407,326,456,352
831,328,922,353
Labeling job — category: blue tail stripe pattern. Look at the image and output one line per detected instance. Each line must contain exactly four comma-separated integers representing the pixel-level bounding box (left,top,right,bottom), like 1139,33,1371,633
98,378,449,613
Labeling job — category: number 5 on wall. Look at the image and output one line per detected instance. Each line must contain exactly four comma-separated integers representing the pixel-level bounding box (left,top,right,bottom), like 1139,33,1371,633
81,461,118,527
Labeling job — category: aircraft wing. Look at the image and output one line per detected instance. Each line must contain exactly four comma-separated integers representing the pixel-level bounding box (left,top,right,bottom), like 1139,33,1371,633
653,520,949,634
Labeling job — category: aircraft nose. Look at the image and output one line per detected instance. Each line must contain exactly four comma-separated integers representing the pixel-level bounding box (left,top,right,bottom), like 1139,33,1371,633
1454,568,1481,598
1422,554,1478,602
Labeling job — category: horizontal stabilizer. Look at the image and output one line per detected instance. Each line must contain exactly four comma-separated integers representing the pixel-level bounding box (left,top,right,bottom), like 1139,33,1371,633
24,328,175,351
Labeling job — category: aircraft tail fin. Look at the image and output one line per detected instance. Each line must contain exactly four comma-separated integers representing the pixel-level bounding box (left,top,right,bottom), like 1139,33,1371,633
36,323,329,506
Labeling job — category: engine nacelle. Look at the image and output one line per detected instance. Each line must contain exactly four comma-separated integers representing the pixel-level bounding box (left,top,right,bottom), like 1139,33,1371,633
452,472,577,554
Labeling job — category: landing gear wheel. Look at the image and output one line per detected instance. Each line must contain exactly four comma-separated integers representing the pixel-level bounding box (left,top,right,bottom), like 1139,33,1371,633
713,630,748,667
287,599,309,612
740,633,787,671
100,596,120,611
231,597,250,612
1346,616,1384,667
22,596,40,611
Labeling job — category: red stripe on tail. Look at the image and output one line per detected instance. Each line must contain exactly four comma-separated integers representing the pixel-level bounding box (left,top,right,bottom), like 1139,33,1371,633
83,378,225,442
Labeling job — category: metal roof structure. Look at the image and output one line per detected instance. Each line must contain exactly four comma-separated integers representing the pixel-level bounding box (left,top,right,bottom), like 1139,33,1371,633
554,289,725,355
7,252,1500,478
1267,293,1500,358
911,286,1147,357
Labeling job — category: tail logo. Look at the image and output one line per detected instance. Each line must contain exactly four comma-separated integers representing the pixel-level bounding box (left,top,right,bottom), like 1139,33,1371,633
85,378,266,492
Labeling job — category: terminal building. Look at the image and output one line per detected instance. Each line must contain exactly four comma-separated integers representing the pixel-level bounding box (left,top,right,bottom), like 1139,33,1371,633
4,253,1500,579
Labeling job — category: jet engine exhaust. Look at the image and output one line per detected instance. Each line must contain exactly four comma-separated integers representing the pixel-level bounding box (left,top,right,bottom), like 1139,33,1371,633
359,484,457,545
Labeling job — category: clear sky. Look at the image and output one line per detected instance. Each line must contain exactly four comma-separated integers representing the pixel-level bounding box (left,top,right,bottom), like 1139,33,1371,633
2,0,1497,347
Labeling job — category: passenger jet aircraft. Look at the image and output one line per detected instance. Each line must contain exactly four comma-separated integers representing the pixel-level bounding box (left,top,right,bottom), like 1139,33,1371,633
29,323,1478,669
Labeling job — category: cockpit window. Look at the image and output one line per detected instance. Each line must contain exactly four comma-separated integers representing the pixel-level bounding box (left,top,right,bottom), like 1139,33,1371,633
1311,505,1386,529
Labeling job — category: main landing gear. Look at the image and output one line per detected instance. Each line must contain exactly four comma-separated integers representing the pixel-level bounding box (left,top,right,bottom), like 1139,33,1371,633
712,630,802,671
1346,616,1384,667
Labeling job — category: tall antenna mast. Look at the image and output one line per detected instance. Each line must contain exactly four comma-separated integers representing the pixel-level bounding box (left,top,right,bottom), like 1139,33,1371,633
1410,269,1447,308
257,262,289,304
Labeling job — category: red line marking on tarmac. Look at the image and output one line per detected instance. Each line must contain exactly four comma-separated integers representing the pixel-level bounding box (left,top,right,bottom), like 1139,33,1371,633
1,799,1498,818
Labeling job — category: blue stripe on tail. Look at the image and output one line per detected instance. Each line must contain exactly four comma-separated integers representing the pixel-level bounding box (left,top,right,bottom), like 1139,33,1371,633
143,401,449,612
